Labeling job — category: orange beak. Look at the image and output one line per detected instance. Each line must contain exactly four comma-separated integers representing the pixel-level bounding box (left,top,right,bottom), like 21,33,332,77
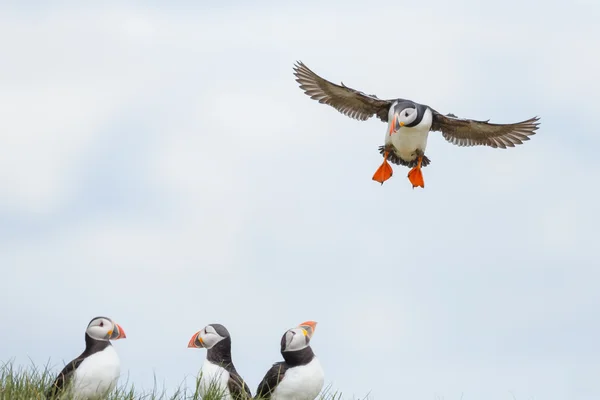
109,323,126,340
389,116,405,135
187,331,204,348
297,321,317,338
389,115,397,135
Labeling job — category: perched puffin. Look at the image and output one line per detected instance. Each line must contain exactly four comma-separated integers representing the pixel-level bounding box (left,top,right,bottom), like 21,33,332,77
256,321,324,400
293,61,540,188
46,316,126,400
187,323,252,400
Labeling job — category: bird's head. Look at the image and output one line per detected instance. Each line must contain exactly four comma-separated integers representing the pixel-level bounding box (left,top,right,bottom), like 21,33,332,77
389,101,425,134
280,321,317,353
187,323,231,350
86,316,126,341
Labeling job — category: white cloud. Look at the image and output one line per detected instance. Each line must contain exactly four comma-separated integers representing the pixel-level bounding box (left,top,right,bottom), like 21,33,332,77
0,2,599,400
0,85,123,213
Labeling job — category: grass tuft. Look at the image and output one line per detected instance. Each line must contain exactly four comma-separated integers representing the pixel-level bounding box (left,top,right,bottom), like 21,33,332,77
1,360,354,400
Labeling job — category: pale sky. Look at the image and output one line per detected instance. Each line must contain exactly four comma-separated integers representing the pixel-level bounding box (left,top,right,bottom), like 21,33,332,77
1,1,599,399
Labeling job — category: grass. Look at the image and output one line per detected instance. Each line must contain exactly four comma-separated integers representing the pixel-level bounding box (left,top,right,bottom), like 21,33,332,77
0,360,347,400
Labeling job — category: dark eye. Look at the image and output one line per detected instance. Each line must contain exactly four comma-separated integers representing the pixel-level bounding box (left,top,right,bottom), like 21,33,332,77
99,322,104,327
405,111,409,117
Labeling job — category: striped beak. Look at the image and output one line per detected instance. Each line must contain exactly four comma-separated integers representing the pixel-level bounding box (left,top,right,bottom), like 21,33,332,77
389,114,405,135
389,115,397,135
187,331,205,348
297,321,317,339
108,323,126,340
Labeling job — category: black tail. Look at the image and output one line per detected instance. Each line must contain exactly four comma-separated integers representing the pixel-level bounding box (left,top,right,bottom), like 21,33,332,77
378,146,431,168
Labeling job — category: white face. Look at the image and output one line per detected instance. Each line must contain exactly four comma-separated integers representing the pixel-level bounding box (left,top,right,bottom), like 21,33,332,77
195,324,228,349
281,327,310,352
396,107,418,126
86,317,114,341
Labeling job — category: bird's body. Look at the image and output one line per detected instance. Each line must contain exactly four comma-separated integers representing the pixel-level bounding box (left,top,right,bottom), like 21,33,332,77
70,345,121,399
46,316,126,400
385,104,433,165
293,61,540,188
198,359,234,400
188,324,252,400
268,357,325,400
256,321,324,400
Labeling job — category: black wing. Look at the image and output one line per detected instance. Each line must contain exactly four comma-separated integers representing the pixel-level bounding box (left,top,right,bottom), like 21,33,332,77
45,357,85,399
294,61,393,123
430,109,540,149
227,370,252,400
255,362,289,399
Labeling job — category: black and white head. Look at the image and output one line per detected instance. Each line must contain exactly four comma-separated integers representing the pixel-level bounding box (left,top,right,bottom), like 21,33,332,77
86,316,126,341
281,321,317,353
389,100,429,132
187,323,231,349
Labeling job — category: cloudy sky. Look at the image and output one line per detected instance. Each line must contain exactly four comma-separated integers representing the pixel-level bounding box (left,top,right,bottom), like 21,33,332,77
1,1,599,399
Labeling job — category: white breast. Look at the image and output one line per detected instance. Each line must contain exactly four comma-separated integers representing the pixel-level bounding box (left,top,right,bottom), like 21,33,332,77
386,107,433,162
271,358,325,400
70,345,121,400
198,360,232,400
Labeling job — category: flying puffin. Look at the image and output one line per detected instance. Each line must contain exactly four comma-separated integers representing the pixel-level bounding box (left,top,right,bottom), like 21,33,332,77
46,316,126,400
293,61,540,188
255,321,324,400
187,323,252,400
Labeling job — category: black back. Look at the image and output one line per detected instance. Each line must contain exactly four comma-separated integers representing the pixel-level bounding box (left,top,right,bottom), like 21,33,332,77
206,335,252,400
45,333,111,399
255,346,315,399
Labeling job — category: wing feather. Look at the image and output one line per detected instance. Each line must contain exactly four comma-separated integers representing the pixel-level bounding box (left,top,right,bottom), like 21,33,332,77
293,61,392,122
255,362,289,400
227,371,252,400
430,110,540,149
46,358,84,399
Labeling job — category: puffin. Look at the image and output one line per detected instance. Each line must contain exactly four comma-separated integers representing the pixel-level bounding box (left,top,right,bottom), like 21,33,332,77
255,321,324,400
293,61,540,188
46,316,126,400
187,323,252,400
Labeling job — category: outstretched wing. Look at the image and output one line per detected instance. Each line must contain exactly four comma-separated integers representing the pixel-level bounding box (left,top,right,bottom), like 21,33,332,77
45,357,85,399
227,371,253,400
430,110,540,148
255,362,289,399
293,61,393,122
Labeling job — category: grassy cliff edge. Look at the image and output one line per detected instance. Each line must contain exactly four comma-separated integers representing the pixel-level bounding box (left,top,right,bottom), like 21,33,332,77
0,361,348,400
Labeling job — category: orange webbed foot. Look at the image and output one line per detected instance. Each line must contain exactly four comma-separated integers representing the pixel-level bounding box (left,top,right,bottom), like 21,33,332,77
407,156,425,189
407,167,424,188
372,152,393,185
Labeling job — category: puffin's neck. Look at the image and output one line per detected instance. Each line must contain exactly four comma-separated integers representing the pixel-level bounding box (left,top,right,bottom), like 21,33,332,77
282,346,315,367
83,333,111,356
206,337,234,367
